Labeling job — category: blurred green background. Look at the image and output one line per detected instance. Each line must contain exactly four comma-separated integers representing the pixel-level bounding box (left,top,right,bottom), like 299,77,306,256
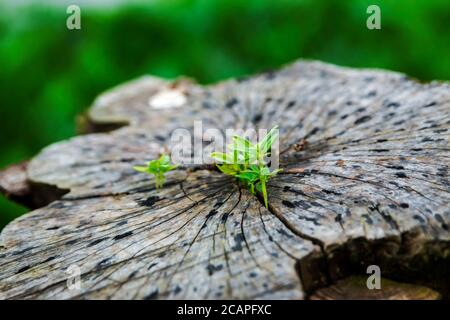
0,0,449,230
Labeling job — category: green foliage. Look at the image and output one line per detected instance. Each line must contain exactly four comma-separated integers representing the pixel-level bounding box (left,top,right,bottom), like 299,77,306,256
211,126,282,208
134,154,178,189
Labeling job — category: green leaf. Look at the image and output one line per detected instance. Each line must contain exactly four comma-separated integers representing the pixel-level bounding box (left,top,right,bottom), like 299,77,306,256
133,166,149,173
148,160,159,173
236,171,259,182
232,135,253,153
133,154,177,189
217,164,238,175
270,168,283,177
258,125,279,155
159,154,170,165
260,166,271,176
210,127,283,208
210,152,235,164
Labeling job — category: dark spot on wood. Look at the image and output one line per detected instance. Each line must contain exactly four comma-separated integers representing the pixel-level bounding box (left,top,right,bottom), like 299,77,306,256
225,98,238,108
174,285,182,294
434,214,444,224
363,214,373,225
321,188,342,196
385,101,400,108
395,172,408,178
113,231,133,241
231,233,244,252
305,127,319,138
386,165,404,170
144,289,159,300
294,200,311,210
137,196,160,207
116,220,128,227
206,264,223,276
298,215,320,225
328,110,337,117
354,115,372,125
286,100,296,109
249,272,257,278
276,228,293,238
16,266,30,274
128,270,138,280
206,209,218,219
366,90,377,97
383,112,396,120
252,113,263,123
88,237,109,247
220,211,229,223
148,263,157,270
96,258,111,269
400,203,409,209
282,200,295,208
65,239,78,245
423,101,437,108
42,256,56,263
46,226,60,230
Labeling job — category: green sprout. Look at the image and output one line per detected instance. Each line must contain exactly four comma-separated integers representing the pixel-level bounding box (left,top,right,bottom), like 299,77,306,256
133,154,178,189
210,126,282,208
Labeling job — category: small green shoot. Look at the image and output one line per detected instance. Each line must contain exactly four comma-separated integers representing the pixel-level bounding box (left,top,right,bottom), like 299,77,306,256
210,126,281,208
134,154,178,189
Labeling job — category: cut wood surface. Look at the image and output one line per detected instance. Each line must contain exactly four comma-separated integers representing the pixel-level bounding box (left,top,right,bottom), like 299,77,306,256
0,61,449,299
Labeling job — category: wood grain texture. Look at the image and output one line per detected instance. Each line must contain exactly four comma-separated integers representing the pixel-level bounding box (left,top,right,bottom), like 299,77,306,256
0,60,449,299
309,276,441,300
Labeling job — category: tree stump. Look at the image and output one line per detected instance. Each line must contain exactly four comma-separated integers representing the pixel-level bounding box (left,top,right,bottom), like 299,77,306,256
0,61,449,299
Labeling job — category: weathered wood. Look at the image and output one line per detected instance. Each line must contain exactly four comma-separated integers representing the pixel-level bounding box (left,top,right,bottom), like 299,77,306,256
0,61,449,299
309,276,441,300
0,162,31,207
